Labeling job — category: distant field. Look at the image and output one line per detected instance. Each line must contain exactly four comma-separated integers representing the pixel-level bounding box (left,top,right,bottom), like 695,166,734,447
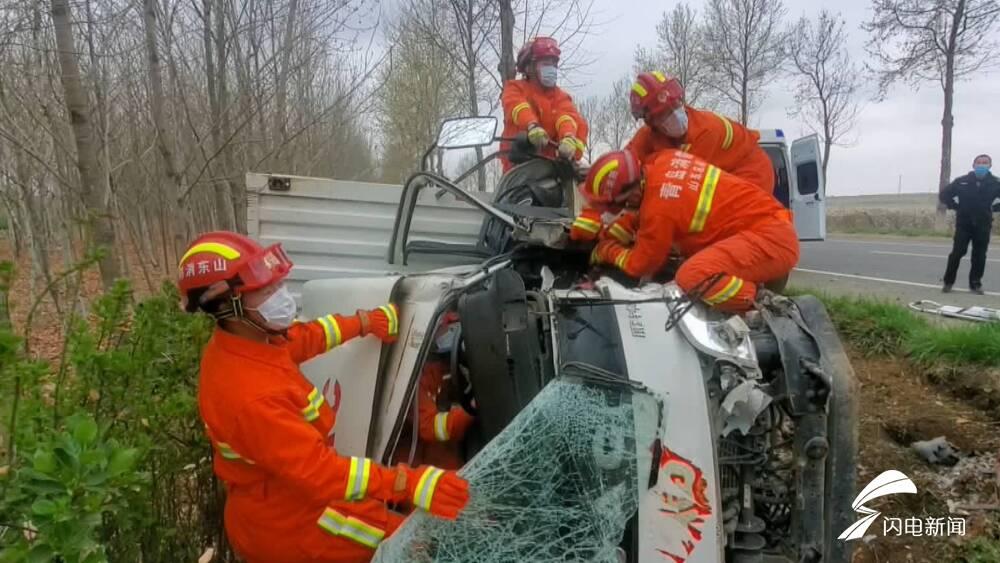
828,193,939,211
825,192,1000,236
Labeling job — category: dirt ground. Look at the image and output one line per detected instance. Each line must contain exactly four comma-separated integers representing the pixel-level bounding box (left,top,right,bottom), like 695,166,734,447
850,349,1000,563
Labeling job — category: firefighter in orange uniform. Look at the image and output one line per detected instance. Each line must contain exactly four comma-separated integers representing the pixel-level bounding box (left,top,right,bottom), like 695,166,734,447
581,150,799,313
179,231,469,563
415,314,474,470
569,71,776,246
626,71,775,194
500,36,588,171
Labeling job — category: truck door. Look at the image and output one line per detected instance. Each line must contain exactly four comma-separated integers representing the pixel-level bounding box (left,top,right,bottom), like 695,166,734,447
790,135,826,241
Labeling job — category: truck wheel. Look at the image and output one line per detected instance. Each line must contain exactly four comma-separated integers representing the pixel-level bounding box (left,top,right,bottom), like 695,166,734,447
793,296,859,563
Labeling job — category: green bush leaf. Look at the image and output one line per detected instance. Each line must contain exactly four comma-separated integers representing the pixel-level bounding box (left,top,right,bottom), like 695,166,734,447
32,451,57,473
107,448,139,476
31,498,57,516
73,417,99,445
26,545,55,563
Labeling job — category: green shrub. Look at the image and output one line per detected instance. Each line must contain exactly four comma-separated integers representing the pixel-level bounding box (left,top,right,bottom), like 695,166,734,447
1,279,223,562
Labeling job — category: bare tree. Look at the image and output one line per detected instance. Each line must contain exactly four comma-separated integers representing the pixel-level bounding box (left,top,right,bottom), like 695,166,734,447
703,0,787,125
49,0,120,288
633,3,712,107
788,10,862,179
498,0,516,81
575,94,601,162
586,75,638,154
864,0,1000,204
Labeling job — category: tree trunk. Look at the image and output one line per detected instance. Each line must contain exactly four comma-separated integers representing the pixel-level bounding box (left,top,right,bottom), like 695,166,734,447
464,0,486,192
143,0,185,209
215,0,243,232
938,0,964,216
274,0,300,164
498,0,516,82
50,0,121,289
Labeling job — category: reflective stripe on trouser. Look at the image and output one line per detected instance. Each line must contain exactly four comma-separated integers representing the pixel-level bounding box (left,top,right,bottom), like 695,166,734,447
301,387,326,422
675,219,800,313
316,315,343,350
317,507,386,549
412,467,446,511
345,457,372,501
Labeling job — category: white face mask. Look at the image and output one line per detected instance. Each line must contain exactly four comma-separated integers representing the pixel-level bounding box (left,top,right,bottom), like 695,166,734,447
538,65,558,88
654,106,688,138
250,285,297,330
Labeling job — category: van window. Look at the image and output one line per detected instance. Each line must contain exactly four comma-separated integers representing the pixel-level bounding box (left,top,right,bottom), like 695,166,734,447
797,161,820,196
762,146,790,208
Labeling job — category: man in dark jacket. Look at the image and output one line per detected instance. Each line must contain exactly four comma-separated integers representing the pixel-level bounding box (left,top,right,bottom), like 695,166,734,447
940,154,1000,294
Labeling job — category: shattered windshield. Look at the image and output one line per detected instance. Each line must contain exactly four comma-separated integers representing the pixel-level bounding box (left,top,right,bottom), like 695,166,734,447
374,376,662,562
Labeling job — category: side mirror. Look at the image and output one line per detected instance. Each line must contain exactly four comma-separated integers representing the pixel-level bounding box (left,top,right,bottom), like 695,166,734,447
437,117,498,149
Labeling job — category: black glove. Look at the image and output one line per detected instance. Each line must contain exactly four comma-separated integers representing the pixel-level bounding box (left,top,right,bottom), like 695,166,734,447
992,204,1000,213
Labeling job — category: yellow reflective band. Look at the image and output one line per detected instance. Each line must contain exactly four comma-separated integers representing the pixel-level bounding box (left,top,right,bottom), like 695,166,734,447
379,305,398,336
572,216,601,234
651,71,667,82
511,102,531,123
715,113,734,150
434,412,450,441
216,442,255,464
302,388,325,422
631,82,648,98
178,242,241,268
689,165,721,233
592,160,620,197
608,223,633,244
317,316,334,350
413,467,445,511
706,276,745,305
574,138,587,152
680,143,692,152
345,457,372,501
615,250,630,270
317,508,385,549
555,115,577,132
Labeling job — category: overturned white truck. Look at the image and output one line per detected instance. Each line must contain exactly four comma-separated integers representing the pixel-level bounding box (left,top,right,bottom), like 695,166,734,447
246,118,856,563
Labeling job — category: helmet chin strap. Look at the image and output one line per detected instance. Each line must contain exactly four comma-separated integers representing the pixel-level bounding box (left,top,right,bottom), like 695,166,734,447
216,294,288,337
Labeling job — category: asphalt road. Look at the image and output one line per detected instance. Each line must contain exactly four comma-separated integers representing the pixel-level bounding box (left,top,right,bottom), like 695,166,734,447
790,235,1000,309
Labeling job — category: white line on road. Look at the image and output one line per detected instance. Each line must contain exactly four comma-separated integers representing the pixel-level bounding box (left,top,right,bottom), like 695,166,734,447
871,250,1000,263
793,267,1000,297
825,238,954,249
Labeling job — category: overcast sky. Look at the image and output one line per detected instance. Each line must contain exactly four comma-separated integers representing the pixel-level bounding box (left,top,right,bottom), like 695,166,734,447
566,0,1000,196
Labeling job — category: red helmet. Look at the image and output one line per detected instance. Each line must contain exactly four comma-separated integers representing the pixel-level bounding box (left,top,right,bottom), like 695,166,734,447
177,231,292,312
580,150,642,207
516,37,561,74
629,71,685,120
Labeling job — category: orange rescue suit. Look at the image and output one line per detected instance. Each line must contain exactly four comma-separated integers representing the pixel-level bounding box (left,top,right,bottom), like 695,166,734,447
415,360,474,470
501,79,589,171
199,316,404,563
626,105,775,194
614,149,799,312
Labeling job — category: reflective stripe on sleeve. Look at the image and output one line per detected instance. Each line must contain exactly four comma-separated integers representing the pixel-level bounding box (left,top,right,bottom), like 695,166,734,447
572,216,601,234
511,102,531,123
216,441,255,465
379,305,399,336
607,222,634,244
555,115,577,132
689,165,722,233
302,387,326,422
345,457,372,501
413,467,445,511
715,113,734,150
317,508,385,549
317,315,343,350
615,250,630,270
434,412,450,441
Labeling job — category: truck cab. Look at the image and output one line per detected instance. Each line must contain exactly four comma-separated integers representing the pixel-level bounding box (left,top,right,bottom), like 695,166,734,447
758,130,827,241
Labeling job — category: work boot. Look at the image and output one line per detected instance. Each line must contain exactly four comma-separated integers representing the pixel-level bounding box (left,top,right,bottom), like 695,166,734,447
971,286,985,296
942,284,953,293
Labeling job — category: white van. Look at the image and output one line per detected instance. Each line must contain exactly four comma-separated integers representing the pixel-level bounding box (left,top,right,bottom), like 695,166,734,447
759,130,827,241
